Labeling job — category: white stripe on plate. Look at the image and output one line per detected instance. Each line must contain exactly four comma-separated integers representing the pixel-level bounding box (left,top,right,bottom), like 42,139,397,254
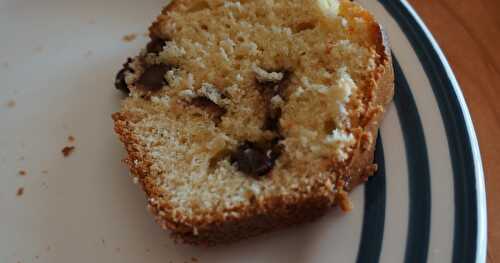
379,104,409,263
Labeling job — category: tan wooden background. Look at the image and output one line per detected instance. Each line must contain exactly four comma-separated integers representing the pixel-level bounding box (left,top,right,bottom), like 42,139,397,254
407,1,500,262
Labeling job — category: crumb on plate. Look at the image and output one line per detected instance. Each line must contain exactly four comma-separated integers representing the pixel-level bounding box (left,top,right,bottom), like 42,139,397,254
6,100,15,108
62,146,75,157
122,33,137,42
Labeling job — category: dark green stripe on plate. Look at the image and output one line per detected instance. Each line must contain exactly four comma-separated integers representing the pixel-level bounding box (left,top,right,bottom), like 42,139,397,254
356,135,386,263
392,57,432,263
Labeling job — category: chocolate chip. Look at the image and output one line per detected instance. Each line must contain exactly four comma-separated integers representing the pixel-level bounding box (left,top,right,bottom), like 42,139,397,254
228,69,292,177
263,108,281,132
146,37,167,54
343,175,353,191
269,137,284,160
256,70,291,133
136,64,170,91
324,119,337,133
115,69,129,93
276,71,291,96
231,142,274,176
191,96,227,124
115,58,134,94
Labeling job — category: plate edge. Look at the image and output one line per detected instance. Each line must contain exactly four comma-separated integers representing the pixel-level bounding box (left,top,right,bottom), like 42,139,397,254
398,1,488,262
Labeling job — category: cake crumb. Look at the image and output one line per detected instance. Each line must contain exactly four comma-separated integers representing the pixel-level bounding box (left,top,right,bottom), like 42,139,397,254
61,146,75,157
6,100,16,108
115,247,121,253
16,187,24,196
122,33,137,42
191,256,199,262
18,170,27,176
68,135,75,142
337,191,353,212
41,170,48,174
46,245,51,251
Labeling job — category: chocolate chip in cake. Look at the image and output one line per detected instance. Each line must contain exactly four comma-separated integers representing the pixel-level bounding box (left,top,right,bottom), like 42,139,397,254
231,142,274,176
146,37,167,54
115,69,128,93
191,96,227,124
136,64,171,92
229,68,292,177
263,108,282,132
269,137,284,160
292,21,317,33
231,139,283,177
255,69,291,132
115,58,134,94
274,70,291,98
323,119,337,133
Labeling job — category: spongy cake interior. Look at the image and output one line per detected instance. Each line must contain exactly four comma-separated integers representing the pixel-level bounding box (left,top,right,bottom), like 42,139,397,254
118,0,382,223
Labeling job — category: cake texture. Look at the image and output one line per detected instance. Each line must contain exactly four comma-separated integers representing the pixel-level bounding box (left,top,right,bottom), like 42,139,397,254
112,0,394,245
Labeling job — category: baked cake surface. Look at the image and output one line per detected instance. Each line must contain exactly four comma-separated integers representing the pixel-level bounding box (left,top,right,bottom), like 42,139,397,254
113,0,394,244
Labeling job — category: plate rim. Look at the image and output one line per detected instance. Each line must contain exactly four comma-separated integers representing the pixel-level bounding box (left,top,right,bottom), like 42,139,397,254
398,1,488,262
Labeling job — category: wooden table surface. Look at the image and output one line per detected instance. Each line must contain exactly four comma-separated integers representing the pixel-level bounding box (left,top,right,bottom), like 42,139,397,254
406,1,500,261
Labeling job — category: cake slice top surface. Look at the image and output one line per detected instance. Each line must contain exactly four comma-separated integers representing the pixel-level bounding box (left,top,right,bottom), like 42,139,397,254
117,0,386,223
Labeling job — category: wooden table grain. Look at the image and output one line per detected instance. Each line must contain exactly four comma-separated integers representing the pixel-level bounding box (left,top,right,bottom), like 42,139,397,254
407,1,500,261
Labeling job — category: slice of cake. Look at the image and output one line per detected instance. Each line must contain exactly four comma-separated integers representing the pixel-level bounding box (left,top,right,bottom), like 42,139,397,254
112,0,394,245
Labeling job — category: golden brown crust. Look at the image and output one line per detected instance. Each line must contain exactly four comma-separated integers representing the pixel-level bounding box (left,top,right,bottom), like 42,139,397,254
346,24,394,189
112,0,394,245
112,111,336,244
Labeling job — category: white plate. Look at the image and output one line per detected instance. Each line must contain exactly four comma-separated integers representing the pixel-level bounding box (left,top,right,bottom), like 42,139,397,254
0,0,487,262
